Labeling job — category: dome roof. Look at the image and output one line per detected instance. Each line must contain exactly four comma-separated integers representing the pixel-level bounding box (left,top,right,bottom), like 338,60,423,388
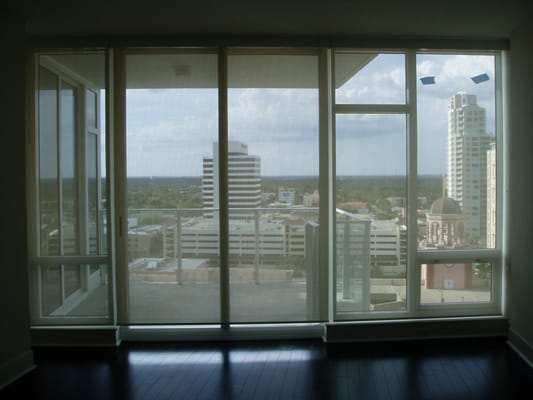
429,197,462,215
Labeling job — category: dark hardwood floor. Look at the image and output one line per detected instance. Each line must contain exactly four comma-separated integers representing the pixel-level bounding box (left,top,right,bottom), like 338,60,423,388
2,337,532,399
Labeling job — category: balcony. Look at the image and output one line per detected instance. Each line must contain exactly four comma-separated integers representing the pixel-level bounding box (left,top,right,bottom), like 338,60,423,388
125,207,409,323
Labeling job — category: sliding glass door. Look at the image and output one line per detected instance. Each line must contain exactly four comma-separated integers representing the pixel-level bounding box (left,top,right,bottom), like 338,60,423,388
227,50,320,322
125,51,220,324
123,50,322,324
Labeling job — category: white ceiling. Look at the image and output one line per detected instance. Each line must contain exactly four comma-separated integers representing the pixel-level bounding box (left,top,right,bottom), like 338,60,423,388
27,0,532,89
46,52,375,89
14,0,533,39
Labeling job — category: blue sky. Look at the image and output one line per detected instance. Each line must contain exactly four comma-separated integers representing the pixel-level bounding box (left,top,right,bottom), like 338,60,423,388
124,53,496,177
416,54,496,175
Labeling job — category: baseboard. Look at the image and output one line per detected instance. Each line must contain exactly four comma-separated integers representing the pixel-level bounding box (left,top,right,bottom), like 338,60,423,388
31,326,121,347
121,323,324,342
0,350,35,390
324,316,508,343
508,328,533,368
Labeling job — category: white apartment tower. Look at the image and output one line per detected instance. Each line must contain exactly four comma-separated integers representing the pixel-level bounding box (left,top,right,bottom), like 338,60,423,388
202,141,261,212
279,187,296,205
447,92,493,245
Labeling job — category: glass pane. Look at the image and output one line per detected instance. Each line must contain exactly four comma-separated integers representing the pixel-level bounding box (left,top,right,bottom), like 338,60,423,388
86,89,98,129
336,114,407,315
61,81,78,254
35,53,108,325
64,264,81,297
42,264,61,315
417,54,496,249
87,133,99,254
335,53,406,104
227,53,320,323
421,262,492,304
126,53,219,324
99,91,108,255
38,54,107,258
38,66,59,256
40,264,109,317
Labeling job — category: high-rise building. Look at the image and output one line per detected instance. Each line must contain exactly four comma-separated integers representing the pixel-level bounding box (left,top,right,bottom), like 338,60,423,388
202,141,261,213
447,92,493,245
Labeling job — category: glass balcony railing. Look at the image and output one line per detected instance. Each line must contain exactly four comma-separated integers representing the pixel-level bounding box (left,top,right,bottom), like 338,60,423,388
126,206,411,323
127,207,320,323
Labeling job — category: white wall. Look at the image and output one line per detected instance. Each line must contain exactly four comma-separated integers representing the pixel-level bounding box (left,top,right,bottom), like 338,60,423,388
508,15,533,364
0,16,34,389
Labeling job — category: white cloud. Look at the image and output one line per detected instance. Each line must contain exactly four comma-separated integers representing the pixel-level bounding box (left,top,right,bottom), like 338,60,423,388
126,89,218,176
227,88,320,176
228,88,318,140
337,133,406,176
123,53,497,177
336,54,406,104
417,54,496,174
417,54,495,103
336,114,406,175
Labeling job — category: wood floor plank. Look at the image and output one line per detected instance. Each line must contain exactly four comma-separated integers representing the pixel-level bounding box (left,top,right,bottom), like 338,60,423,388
1,338,532,400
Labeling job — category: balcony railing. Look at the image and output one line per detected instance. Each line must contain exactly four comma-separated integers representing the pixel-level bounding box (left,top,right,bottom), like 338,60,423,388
126,206,394,321
127,207,319,286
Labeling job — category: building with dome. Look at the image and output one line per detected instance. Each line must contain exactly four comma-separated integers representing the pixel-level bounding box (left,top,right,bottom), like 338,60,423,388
426,197,465,248
423,197,472,291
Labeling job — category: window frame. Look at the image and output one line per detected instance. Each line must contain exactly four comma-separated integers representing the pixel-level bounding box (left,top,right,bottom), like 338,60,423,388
28,51,113,325
27,46,504,328
332,50,412,321
414,50,503,318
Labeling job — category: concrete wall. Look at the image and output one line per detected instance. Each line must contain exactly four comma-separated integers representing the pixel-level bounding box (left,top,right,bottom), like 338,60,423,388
508,15,533,365
0,17,34,388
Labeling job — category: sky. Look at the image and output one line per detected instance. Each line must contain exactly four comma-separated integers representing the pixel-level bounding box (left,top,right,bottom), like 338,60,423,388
124,53,496,177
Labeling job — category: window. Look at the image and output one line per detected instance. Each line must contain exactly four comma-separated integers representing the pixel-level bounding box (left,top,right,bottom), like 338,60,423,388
28,47,502,328
334,52,408,318
31,53,110,323
227,50,320,323
125,51,220,324
416,53,500,316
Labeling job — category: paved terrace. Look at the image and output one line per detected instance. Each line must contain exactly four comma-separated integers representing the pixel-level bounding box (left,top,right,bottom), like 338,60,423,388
70,277,490,323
